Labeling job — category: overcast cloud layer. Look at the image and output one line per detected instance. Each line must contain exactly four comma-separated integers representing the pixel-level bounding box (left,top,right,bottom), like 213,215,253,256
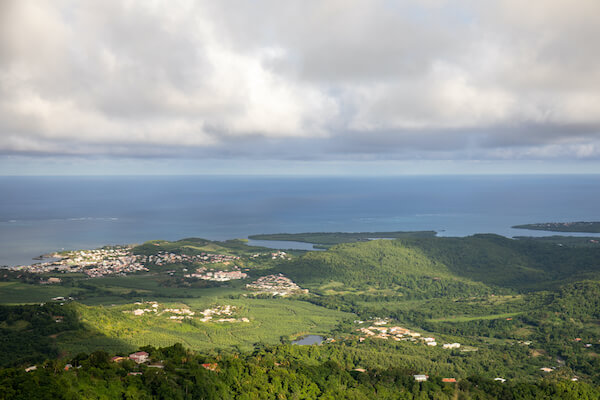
1,0,600,164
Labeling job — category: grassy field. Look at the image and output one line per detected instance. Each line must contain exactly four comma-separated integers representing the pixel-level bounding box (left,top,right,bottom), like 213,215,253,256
57,298,352,355
0,274,247,305
0,281,70,304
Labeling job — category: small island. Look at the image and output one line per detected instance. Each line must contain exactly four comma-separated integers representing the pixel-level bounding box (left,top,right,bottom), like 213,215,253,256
513,221,600,233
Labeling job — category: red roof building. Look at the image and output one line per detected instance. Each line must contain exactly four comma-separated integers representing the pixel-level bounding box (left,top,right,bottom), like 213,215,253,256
129,351,149,364
201,363,218,371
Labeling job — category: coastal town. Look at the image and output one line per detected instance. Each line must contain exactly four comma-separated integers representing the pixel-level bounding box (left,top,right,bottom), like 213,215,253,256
10,247,149,278
9,247,245,279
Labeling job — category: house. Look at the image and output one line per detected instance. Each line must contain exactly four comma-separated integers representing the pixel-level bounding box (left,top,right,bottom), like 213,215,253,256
426,341,437,346
414,374,428,382
201,363,218,371
494,377,506,383
111,356,126,362
128,372,143,376
442,378,457,383
540,367,553,372
443,343,460,349
25,366,37,372
129,351,149,364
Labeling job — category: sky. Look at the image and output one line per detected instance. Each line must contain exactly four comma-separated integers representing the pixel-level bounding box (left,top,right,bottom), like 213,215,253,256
1,0,600,175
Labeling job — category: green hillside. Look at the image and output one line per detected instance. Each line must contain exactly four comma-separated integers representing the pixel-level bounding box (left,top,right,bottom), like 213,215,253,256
282,234,600,293
277,239,494,299
3,234,600,395
405,234,600,289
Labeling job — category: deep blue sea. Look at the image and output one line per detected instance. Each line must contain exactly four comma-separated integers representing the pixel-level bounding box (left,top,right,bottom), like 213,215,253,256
1,175,600,266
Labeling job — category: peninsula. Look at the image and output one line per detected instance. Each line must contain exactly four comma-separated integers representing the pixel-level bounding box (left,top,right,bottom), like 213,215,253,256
513,221,600,233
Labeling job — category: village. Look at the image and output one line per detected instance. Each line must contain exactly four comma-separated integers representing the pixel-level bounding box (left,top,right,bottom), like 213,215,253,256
141,251,240,266
245,274,308,296
184,265,248,281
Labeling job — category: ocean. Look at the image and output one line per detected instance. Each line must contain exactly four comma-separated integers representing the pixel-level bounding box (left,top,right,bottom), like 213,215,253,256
1,175,600,266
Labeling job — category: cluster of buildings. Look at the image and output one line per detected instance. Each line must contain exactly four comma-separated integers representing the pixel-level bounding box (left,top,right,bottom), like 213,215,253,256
143,251,241,266
11,246,247,280
129,301,160,316
184,266,248,281
246,274,308,296
270,251,289,260
355,323,460,349
58,247,134,266
83,256,148,277
165,307,195,321
125,301,249,323
12,247,148,278
111,351,166,373
249,250,290,260
127,301,195,322
27,350,161,374
198,305,250,323
357,325,423,342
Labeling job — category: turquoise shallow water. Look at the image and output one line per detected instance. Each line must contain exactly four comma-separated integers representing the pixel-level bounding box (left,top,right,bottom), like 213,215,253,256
1,175,599,266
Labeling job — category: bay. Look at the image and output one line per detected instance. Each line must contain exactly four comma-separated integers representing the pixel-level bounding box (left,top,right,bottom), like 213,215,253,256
1,175,600,266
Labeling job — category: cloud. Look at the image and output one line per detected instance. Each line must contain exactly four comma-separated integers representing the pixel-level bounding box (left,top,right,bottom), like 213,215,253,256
1,0,600,162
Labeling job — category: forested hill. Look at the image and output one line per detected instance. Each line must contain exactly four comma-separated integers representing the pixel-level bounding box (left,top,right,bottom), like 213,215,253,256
3,343,598,400
276,239,494,299
277,235,600,293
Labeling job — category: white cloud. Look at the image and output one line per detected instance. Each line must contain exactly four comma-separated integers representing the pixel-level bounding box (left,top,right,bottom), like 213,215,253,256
1,0,600,162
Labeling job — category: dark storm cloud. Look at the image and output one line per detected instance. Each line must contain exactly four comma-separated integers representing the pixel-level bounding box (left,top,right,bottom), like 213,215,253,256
1,0,600,161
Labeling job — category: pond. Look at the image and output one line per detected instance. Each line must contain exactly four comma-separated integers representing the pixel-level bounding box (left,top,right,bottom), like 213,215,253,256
292,335,324,345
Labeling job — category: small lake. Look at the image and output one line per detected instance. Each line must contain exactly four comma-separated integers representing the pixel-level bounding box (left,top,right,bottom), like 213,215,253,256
292,335,324,345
